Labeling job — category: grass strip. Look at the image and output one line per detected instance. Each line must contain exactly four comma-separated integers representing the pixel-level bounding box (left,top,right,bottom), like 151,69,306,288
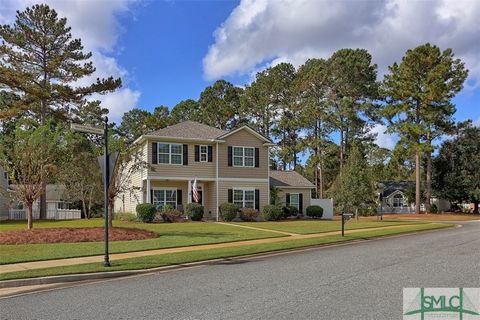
0,223,451,281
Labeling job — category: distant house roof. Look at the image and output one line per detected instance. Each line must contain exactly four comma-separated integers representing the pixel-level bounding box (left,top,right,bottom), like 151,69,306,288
149,121,227,140
270,170,315,188
378,181,415,198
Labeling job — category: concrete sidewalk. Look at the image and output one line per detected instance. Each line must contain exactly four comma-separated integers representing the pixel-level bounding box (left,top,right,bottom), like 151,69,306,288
0,223,423,275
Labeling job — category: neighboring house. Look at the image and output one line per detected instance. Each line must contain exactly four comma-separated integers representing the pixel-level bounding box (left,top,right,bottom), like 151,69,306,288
8,184,81,220
269,170,315,215
116,121,331,220
378,181,451,213
0,166,8,220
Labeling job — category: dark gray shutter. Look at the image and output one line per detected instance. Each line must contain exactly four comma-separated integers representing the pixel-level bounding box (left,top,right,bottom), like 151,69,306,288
228,189,233,203
255,189,260,211
177,189,182,205
299,193,303,214
286,193,290,206
152,143,158,164
150,189,154,204
194,145,200,162
208,146,213,162
255,148,259,167
183,144,188,165
228,146,233,166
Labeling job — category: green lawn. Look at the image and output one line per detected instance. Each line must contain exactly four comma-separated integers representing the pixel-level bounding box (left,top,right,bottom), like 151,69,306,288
232,219,427,234
0,219,281,264
0,223,452,281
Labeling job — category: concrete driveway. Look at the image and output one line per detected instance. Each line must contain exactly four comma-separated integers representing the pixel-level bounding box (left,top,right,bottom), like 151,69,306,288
1,221,478,320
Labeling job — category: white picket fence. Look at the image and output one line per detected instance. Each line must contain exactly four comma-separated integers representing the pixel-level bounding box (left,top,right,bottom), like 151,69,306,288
8,208,81,220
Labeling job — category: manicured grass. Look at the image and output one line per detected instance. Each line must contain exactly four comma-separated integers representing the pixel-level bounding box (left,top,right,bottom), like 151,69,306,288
233,219,426,234
0,223,452,281
0,220,281,264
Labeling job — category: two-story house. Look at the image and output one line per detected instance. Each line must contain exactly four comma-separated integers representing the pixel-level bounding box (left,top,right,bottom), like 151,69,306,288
114,121,315,220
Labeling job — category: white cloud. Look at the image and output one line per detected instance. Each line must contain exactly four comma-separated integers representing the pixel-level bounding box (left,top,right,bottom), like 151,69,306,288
371,124,397,150
0,0,140,123
204,0,480,87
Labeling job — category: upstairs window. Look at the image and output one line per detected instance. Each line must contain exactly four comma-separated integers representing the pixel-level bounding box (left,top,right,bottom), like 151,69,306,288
233,146,255,167
158,143,183,165
200,145,208,162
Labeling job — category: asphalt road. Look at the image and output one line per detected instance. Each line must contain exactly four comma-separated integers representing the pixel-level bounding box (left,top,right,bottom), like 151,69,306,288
1,221,479,320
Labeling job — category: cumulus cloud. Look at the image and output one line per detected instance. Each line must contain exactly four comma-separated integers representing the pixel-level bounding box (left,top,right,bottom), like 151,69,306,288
203,0,480,87
0,0,140,123
371,124,397,150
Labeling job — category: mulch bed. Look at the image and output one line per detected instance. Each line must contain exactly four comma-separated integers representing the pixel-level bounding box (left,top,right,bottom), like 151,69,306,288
0,227,158,245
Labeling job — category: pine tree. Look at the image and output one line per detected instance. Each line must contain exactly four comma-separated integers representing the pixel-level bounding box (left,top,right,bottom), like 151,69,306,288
0,4,121,218
382,43,467,213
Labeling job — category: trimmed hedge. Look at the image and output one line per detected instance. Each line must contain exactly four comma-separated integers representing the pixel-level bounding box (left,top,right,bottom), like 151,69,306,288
185,203,204,221
306,205,323,218
219,203,239,221
159,205,183,223
136,203,156,223
239,208,259,222
262,205,283,221
282,205,299,219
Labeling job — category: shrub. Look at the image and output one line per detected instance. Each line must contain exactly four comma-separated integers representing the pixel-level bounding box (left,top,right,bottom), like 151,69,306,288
136,203,156,223
306,205,323,218
282,205,299,218
219,203,239,221
239,208,259,221
262,205,283,221
430,204,438,214
115,212,137,222
158,204,183,223
185,203,204,221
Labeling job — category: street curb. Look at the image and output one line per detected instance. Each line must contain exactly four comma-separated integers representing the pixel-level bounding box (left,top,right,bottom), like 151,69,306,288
0,223,457,291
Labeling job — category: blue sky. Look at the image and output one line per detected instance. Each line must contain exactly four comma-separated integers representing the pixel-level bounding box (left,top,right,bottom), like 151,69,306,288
1,0,479,149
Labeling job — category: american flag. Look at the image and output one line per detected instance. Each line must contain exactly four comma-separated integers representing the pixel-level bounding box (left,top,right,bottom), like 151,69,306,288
192,178,200,203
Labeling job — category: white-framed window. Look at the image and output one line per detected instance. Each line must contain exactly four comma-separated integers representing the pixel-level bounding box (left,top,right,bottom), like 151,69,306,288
153,189,177,209
233,188,255,209
289,193,300,210
233,146,255,167
200,145,208,162
158,143,183,165
393,194,404,207
57,202,70,210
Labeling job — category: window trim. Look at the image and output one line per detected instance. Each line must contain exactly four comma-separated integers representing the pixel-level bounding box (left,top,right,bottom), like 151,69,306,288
233,188,255,209
199,145,208,162
157,143,183,165
152,188,178,209
392,193,404,207
289,193,300,210
232,146,255,167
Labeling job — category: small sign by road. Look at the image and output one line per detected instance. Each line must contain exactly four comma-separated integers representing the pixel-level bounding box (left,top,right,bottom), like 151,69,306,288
71,123,104,135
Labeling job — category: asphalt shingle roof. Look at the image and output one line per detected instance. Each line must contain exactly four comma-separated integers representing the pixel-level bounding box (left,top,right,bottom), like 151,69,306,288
149,121,227,140
378,181,415,197
269,170,315,188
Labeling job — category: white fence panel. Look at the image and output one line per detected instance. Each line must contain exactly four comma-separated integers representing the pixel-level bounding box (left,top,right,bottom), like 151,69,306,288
310,199,334,220
8,208,81,220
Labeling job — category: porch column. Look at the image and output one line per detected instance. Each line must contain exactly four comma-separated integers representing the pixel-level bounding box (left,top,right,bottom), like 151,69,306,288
188,179,192,204
146,179,151,203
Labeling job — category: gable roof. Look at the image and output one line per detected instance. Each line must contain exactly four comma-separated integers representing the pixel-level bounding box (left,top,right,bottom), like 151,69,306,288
148,121,227,140
378,181,415,198
217,125,274,144
269,170,315,188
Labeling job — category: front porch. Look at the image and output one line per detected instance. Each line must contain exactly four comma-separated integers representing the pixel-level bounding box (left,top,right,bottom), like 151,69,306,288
144,178,217,220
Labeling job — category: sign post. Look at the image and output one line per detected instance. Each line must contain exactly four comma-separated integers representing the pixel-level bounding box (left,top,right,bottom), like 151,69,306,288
71,119,112,267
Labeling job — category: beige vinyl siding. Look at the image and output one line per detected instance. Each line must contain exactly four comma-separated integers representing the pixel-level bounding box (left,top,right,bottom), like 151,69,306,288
276,187,313,215
218,129,269,179
147,140,216,179
218,180,269,211
203,181,217,218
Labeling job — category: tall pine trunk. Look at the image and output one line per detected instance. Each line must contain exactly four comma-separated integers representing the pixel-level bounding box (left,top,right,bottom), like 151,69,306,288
425,150,432,213
415,145,421,214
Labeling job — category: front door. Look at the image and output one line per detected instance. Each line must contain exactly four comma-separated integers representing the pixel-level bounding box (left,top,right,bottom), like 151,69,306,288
191,184,204,205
